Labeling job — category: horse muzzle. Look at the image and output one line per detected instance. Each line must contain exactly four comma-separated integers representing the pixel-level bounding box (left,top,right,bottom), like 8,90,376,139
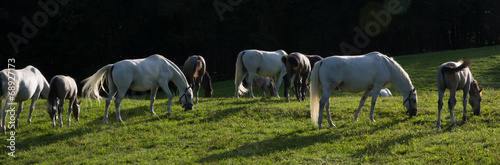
184,104,193,111
408,108,418,117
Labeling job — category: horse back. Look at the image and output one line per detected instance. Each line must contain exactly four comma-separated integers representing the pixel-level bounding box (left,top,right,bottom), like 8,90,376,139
438,61,472,90
49,75,78,101
242,50,286,76
184,55,206,78
10,66,49,101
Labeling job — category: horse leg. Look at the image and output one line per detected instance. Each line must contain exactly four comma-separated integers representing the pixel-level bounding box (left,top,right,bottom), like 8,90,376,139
27,96,39,125
273,67,287,98
462,89,469,123
158,82,173,116
353,90,371,122
246,73,256,98
448,90,457,127
58,99,64,127
283,74,290,102
318,89,333,129
114,89,127,123
368,87,383,122
195,78,201,103
294,74,300,101
325,97,335,127
104,86,117,125
300,75,308,101
68,99,74,127
437,89,445,130
15,102,24,128
149,87,158,115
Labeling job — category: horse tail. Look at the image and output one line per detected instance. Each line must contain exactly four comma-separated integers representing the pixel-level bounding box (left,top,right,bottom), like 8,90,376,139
193,58,203,78
235,51,248,95
442,60,472,73
82,64,114,100
310,61,322,125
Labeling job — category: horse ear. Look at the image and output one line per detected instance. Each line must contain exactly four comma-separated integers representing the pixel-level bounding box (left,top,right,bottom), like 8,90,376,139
78,100,82,105
479,88,483,92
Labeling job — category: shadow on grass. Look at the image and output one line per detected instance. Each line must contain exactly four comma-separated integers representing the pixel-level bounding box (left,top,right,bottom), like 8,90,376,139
15,113,105,150
197,129,341,163
15,105,160,150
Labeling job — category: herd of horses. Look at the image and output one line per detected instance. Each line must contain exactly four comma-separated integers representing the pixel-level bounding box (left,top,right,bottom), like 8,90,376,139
0,50,483,134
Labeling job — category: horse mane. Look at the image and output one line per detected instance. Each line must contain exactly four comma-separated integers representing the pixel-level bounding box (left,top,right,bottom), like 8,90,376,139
379,53,413,86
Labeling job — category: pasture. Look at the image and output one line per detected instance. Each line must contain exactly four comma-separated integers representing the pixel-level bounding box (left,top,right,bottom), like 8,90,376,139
1,46,500,164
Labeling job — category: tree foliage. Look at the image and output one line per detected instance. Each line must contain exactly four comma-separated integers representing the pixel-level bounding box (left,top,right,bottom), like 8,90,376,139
1,0,498,82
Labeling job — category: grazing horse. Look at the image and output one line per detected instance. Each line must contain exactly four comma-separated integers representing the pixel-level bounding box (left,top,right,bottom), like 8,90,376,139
234,49,288,99
285,52,311,102
82,54,194,124
310,52,417,129
47,75,81,128
0,66,50,134
202,72,213,97
290,55,323,94
436,60,482,130
183,55,206,103
305,55,323,69
242,74,275,97
369,88,393,97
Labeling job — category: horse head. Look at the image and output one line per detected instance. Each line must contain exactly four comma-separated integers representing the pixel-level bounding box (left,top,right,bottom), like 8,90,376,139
403,88,418,117
46,104,57,121
469,80,482,115
179,86,194,110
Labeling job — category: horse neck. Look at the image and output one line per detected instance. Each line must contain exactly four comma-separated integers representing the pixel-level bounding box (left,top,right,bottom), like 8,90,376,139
387,60,413,96
169,64,189,90
41,78,50,98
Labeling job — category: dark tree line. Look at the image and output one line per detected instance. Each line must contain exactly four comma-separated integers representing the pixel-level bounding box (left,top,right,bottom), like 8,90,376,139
1,0,498,83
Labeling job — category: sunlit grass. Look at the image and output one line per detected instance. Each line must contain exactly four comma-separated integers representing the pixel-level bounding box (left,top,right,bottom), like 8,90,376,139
1,45,499,164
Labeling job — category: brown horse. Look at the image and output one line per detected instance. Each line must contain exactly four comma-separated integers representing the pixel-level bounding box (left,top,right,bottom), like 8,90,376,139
202,72,213,97
437,60,482,130
284,52,311,102
291,55,324,94
183,55,206,103
306,55,323,69
242,74,275,97
47,75,81,128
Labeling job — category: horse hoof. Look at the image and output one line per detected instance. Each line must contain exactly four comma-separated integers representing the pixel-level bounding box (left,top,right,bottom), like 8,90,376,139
166,112,172,117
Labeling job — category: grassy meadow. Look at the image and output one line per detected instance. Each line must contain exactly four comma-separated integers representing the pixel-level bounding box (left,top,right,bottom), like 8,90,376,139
1,46,500,164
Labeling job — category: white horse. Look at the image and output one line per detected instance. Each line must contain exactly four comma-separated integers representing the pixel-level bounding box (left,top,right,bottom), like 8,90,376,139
310,52,418,129
0,65,50,134
82,54,194,124
47,75,81,128
234,49,288,99
437,60,482,130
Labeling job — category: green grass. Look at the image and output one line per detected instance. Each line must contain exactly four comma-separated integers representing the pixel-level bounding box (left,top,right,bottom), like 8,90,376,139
1,45,500,164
